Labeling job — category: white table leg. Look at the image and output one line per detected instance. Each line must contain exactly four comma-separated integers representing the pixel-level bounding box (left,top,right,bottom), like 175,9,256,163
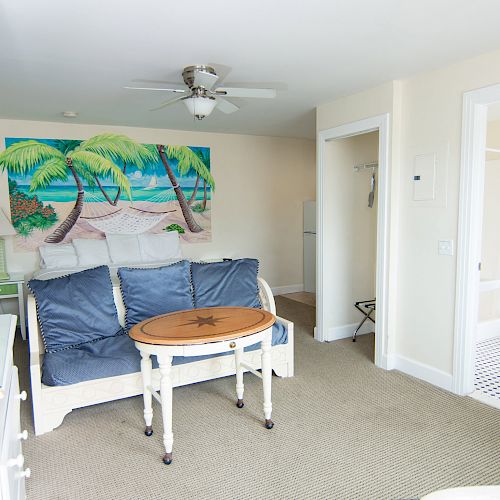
261,329,273,429
157,353,174,465
17,283,26,341
140,351,153,437
234,348,245,408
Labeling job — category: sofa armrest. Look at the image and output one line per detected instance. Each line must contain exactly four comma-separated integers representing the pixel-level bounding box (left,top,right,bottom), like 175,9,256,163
27,293,45,432
27,294,42,359
274,315,294,377
257,277,276,315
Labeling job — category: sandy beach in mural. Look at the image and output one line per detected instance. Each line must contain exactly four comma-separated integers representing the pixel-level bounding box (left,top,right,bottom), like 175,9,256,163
12,199,212,251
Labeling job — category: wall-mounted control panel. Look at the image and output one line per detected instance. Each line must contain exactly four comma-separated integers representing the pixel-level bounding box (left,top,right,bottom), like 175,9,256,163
413,153,437,201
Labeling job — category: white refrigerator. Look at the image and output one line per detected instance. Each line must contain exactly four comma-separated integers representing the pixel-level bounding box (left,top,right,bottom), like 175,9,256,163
303,201,316,293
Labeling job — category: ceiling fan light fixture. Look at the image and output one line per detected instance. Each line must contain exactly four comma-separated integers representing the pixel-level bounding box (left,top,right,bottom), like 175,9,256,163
183,95,217,120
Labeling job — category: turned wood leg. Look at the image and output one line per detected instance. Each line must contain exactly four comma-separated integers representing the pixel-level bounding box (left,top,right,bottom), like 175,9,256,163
234,348,245,408
140,351,153,436
261,329,273,429
158,353,174,464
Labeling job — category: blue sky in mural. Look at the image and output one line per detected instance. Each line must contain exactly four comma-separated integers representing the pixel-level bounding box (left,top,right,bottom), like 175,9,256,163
5,138,210,191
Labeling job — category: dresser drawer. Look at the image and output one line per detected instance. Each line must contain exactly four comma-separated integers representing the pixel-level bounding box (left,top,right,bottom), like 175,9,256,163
0,365,12,432
0,285,17,297
0,367,26,500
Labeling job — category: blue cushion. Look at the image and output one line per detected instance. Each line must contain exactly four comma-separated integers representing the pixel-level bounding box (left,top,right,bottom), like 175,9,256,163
42,333,138,386
191,259,261,309
42,322,288,386
28,266,124,353
118,260,194,330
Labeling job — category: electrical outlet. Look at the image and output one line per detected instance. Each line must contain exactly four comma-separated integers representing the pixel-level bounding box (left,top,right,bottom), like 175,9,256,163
438,239,453,256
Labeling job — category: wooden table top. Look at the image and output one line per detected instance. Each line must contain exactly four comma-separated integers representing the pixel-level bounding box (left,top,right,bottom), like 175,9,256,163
129,307,276,346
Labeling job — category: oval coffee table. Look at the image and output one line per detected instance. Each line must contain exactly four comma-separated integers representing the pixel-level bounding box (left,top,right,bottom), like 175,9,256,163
129,306,276,464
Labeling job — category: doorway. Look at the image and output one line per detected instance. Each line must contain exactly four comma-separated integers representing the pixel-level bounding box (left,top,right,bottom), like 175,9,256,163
455,100,500,408
454,82,500,402
316,114,391,370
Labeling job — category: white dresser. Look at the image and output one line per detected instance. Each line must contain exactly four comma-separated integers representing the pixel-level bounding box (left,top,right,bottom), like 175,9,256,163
0,315,28,500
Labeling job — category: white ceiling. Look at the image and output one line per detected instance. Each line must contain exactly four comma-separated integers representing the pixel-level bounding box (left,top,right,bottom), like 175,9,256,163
2,0,500,139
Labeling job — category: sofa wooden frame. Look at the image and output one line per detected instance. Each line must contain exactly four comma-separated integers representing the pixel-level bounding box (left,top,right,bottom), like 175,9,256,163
27,277,294,436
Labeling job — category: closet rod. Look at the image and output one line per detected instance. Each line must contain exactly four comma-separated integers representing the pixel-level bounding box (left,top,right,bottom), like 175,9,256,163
485,147,500,153
353,161,378,172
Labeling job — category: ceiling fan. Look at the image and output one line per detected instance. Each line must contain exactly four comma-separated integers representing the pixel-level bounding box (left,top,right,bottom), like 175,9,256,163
124,65,277,120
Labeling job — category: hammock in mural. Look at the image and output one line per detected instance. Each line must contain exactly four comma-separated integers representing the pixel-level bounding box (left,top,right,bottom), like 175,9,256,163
80,189,177,234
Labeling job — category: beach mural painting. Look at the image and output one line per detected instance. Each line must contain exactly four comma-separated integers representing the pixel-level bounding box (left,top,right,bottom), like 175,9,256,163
0,134,213,251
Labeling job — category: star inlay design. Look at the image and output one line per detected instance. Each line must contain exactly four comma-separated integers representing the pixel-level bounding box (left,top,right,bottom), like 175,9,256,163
182,315,228,328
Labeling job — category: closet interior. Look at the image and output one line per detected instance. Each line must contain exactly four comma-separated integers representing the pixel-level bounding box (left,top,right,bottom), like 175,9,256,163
321,130,379,350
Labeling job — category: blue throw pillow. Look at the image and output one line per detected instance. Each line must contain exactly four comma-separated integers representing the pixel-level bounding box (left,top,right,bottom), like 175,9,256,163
118,260,194,330
191,259,261,309
28,266,124,353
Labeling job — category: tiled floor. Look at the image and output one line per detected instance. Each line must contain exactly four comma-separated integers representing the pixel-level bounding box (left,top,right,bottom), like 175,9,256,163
472,335,500,409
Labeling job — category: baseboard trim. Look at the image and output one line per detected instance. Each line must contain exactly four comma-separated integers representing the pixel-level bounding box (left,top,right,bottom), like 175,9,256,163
477,319,500,342
325,321,374,341
272,284,304,295
392,354,453,392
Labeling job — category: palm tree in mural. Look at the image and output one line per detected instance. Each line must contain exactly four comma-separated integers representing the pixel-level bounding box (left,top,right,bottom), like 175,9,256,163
198,149,213,210
182,148,214,207
52,137,152,206
154,144,212,233
0,134,149,243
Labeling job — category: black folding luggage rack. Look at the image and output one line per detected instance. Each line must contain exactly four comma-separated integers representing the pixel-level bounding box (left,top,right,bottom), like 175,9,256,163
353,299,376,342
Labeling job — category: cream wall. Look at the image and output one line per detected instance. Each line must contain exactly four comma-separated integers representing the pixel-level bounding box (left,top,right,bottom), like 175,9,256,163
317,46,500,385
0,119,315,291
323,132,378,330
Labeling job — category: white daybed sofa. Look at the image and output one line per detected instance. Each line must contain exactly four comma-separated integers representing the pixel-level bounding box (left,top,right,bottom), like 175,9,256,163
27,268,294,436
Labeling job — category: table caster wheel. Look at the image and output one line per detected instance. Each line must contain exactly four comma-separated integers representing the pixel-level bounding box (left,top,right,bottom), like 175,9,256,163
265,419,274,429
236,399,244,408
352,338,356,342
163,453,173,465
144,426,153,437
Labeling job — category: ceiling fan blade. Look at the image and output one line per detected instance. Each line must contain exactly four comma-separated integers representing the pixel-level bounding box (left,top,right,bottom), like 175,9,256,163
216,97,239,114
194,70,219,90
215,87,276,99
124,86,187,93
131,78,184,87
150,96,186,111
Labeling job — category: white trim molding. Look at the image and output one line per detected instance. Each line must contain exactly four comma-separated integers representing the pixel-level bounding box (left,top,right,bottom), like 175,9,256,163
316,113,391,370
392,355,453,392
454,83,500,395
325,321,374,342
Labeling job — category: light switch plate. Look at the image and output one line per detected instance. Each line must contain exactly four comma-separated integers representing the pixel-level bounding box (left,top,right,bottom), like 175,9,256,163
438,239,453,256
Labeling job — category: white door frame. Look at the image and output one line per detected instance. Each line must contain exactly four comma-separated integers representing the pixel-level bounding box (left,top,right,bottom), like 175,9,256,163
316,113,391,369
453,83,500,395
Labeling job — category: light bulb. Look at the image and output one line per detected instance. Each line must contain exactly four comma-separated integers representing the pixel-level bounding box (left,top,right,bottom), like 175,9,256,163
183,96,217,120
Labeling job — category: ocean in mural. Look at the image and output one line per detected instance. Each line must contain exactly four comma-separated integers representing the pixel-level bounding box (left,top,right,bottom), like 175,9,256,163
2,136,213,251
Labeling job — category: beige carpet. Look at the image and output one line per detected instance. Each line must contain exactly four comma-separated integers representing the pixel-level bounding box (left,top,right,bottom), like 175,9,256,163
16,297,500,500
